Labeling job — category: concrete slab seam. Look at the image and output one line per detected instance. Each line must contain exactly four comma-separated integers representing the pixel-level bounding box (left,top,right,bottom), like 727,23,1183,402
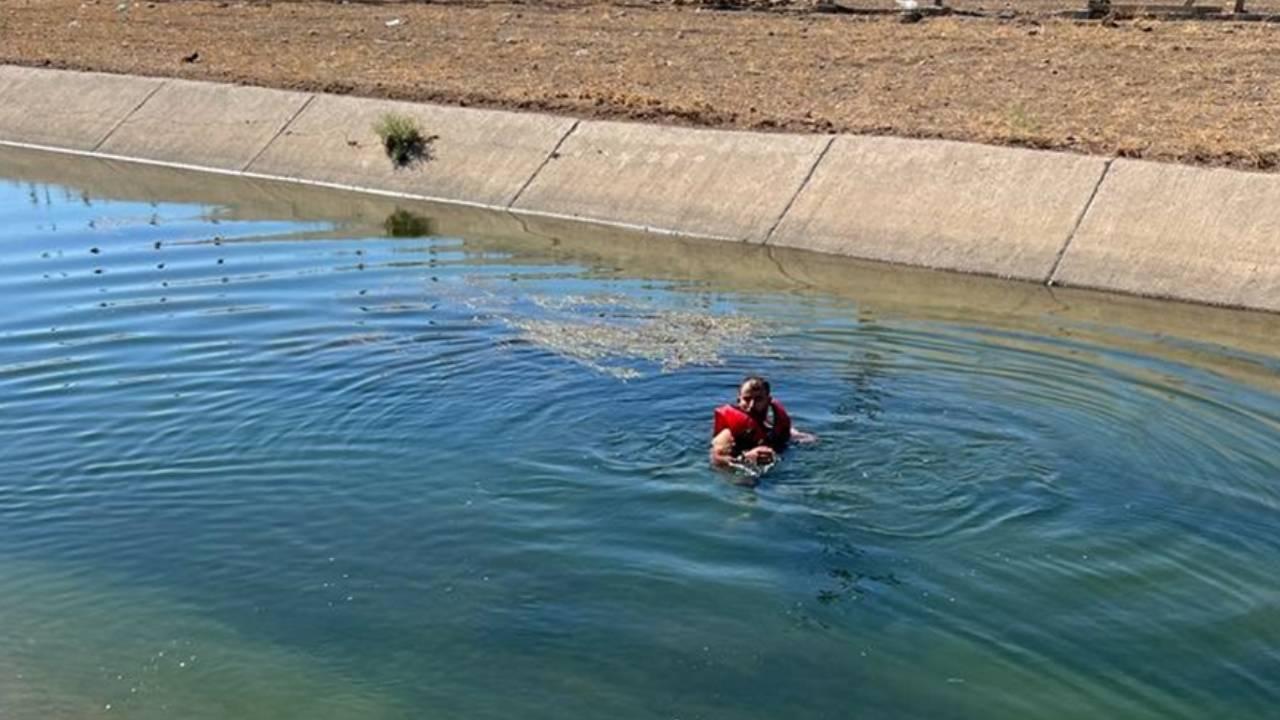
507,204,734,243
506,118,581,209
0,138,504,210
89,79,168,153
242,93,317,173
0,137,735,244
1046,157,1114,286
3,63,1276,315
762,134,836,246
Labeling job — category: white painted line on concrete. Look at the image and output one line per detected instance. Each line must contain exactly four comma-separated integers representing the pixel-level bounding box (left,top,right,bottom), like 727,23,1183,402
0,68,166,152
5,64,1278,314
0,138,729,242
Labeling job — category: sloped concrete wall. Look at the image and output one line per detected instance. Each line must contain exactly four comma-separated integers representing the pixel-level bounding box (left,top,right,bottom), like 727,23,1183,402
768,136,1108,282
1052,160,1280,312
0,66,164,151
0,65,1276,314
248,94,576,207
510,120,830,242
97,80,312,171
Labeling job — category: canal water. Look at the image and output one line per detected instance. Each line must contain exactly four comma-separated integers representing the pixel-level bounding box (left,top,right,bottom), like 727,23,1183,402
1,148,1278,719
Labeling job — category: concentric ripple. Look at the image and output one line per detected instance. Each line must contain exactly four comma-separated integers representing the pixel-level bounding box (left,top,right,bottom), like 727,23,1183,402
0,164,1278,720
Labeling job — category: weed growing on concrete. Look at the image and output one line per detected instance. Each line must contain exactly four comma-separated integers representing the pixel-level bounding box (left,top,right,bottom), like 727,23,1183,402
373,113,436,168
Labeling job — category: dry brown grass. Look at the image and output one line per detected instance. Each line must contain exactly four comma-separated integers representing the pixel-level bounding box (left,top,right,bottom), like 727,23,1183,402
3,0,1279,169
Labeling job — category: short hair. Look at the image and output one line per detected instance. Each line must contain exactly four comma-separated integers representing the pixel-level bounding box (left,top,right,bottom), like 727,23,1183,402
740,375,770,394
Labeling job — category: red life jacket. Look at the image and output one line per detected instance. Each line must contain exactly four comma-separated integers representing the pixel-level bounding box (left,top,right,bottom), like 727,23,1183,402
713,400,792,452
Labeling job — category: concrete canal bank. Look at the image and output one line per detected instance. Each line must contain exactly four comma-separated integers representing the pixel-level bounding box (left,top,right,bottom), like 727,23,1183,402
0,65,1276,313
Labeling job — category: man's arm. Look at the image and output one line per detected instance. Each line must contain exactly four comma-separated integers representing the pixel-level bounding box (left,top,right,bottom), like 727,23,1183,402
711,429,775,467
710,428,737,468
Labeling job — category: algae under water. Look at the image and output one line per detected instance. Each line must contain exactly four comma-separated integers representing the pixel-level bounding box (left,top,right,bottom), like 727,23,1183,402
1,151,1279,719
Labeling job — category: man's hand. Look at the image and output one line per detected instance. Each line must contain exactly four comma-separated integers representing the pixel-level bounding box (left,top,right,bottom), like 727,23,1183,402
742,446,775,465
791,429,818,444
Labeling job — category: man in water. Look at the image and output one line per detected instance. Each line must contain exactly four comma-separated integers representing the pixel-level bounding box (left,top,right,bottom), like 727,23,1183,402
710,375,816,470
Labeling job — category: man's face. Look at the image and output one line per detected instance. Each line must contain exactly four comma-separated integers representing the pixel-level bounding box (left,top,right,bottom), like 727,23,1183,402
737,383,770,418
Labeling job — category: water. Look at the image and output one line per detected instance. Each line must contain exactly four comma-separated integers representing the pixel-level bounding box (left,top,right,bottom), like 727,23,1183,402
1,148,1279,720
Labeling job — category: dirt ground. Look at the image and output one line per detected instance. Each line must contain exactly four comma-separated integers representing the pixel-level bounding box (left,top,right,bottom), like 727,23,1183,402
2,0,1279,169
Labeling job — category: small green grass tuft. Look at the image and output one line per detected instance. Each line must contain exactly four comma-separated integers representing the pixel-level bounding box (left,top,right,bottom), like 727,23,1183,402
373,113,436,168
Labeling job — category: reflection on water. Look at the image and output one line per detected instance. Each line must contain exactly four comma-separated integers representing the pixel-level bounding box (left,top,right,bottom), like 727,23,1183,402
382,208,435,238
1,148,1279,720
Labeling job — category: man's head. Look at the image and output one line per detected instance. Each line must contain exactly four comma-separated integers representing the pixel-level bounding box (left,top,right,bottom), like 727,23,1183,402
737,376,772,419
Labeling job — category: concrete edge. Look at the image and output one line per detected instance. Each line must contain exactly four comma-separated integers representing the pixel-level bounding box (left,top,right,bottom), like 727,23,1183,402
0,138,735,243
0,65,1276,315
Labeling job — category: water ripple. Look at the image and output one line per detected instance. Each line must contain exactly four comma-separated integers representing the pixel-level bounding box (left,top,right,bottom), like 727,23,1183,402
1,169,1278,720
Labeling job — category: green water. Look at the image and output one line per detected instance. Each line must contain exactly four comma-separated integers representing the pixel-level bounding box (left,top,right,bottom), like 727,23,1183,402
1,148,1279,719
